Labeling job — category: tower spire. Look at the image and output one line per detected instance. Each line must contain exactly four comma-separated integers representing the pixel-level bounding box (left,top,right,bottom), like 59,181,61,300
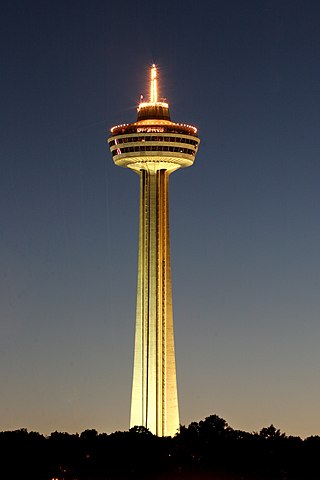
137,64,170,121
150,64,158,103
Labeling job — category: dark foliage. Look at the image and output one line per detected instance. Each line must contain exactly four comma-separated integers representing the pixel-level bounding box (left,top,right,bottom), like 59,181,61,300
0,415,319,480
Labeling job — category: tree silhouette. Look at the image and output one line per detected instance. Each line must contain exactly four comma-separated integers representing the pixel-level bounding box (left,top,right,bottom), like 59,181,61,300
259,424,286,440
1,416,320,479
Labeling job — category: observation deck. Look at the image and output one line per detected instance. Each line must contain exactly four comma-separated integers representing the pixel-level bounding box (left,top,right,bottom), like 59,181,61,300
108,65,200,173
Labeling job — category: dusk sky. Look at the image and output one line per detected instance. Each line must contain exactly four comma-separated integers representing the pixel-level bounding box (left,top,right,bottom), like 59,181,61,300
1,0,320,438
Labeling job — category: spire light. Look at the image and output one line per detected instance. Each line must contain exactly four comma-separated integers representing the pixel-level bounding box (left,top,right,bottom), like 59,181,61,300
138,64,169,111
150,64,158,103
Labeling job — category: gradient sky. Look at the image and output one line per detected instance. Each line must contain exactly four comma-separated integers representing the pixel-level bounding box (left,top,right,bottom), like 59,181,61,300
1,0,320,438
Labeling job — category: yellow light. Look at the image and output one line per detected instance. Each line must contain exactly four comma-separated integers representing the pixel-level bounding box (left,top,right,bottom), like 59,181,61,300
138,101,168,109
110,123,129,133
150,64,158,103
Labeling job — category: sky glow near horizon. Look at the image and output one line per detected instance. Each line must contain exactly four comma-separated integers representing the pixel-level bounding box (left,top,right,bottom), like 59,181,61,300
1,0,320,438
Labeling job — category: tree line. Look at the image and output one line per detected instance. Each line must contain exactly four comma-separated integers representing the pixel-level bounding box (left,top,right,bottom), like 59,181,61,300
1,414,319,479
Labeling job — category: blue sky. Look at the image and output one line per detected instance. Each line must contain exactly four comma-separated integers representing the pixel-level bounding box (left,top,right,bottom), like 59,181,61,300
1,0,320,437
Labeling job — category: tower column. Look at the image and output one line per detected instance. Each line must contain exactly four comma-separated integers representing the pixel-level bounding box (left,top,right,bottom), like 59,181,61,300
130,166,179,436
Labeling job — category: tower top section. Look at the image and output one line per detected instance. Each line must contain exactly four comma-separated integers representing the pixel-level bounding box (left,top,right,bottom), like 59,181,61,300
108,64,200,173
137,65,171,121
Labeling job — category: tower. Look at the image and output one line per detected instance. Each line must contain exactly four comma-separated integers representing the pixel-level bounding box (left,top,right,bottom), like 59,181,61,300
108,65,200,436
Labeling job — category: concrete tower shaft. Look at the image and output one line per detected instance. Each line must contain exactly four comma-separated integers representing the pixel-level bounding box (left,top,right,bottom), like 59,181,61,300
108,66,200,436
132,167,177,436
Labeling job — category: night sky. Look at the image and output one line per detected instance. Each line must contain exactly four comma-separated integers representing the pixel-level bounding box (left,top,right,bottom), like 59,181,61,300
1,0,320,438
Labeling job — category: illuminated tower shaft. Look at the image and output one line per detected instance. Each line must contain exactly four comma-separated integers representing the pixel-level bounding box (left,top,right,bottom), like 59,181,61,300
108,65,200,436
132,167,177,435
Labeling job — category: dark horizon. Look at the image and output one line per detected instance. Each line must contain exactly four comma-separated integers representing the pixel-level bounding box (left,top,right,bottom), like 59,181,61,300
1,414,319,480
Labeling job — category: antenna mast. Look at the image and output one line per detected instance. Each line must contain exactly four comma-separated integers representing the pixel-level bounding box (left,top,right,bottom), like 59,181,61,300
150,64,158,103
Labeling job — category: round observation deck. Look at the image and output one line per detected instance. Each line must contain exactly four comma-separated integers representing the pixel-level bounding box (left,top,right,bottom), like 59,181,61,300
108,119,200,173
108,65,200,173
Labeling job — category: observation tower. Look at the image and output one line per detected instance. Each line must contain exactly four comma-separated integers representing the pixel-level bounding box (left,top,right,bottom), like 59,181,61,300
108,65,200,436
